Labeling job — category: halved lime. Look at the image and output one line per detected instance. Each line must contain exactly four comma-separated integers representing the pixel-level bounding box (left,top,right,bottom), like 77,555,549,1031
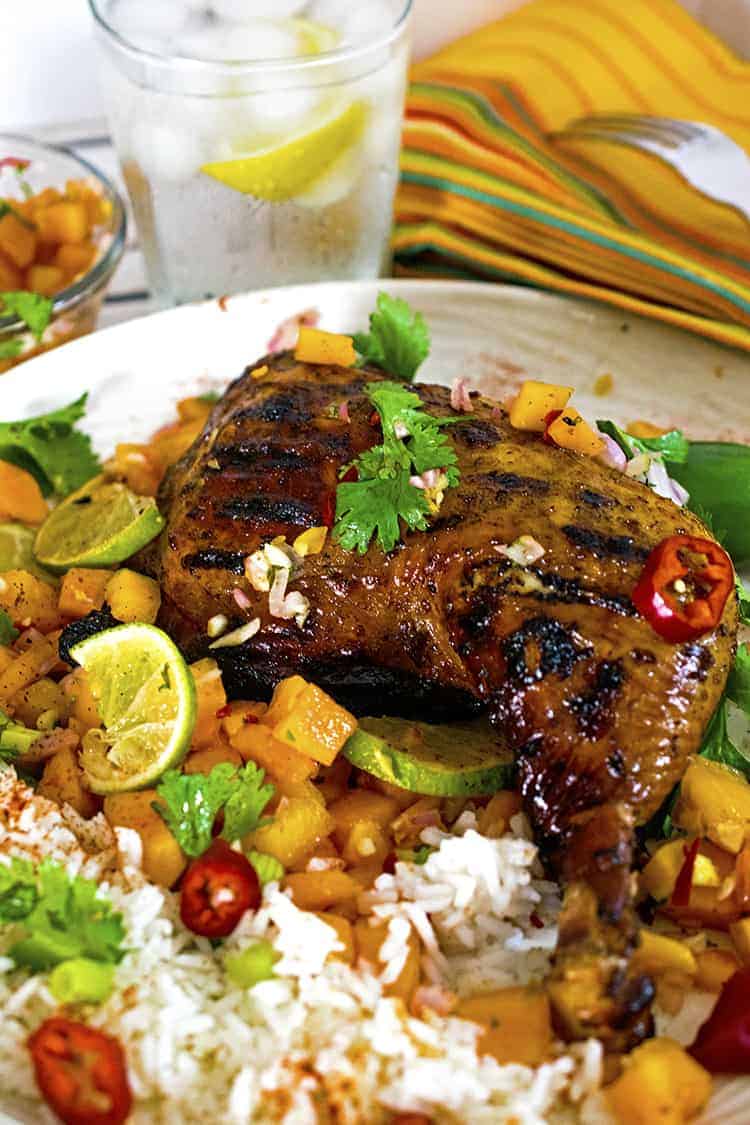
343,716,515,797
34,476,165,573
72,623,196,794
0,522,56,582
200,100,368,202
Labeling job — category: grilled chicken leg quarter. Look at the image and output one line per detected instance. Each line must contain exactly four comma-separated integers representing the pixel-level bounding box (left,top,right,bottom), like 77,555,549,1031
149,354,737,1047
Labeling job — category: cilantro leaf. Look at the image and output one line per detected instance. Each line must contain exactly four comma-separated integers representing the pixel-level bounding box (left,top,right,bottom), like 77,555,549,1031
198,390,220,404
0,291,54,342
698,699,750,780
728,645,750,716
737,579,750,626
221,762,275,842
596,420,688,464
0,856,38,921
333,381,461,554
1,858,125,970
336,470,431,554
353,293,430,383
0,393,101,496
0,338,23,361
0,610,17,646
153,762,275,858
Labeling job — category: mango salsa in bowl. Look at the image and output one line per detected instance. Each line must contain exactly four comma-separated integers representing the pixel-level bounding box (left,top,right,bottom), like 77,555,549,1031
0,135,126,373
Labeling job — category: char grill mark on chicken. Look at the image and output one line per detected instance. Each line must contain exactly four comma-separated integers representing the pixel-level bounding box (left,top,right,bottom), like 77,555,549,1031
149,353,737,1047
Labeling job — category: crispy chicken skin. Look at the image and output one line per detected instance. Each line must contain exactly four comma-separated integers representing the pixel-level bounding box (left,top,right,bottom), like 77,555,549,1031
146,353,737,1046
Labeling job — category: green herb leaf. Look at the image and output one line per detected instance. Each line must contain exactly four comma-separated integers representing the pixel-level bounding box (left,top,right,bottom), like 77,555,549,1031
153,762,275,858
698,699,750,780
0,393,101,497
247,850,284,886
0,338,23,361
737,579,750,627
0,292,53,343
0,610,18,646
0,709,38,760
198,390,220,404
221,762,275,843
1,858,125,970
728,645,750,716
353,293,430,383
596,420,689,464
334,381,460,554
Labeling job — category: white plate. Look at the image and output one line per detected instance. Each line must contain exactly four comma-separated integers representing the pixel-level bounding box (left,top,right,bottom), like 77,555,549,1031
1,279,748,1125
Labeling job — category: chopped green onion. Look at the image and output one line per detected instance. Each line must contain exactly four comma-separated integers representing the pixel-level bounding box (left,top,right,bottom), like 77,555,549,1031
48,957,115,1004
247,850,284,886
225,940,278,988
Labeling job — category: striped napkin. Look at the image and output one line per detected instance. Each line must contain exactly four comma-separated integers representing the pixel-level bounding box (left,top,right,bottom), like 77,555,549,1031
393,0,750,351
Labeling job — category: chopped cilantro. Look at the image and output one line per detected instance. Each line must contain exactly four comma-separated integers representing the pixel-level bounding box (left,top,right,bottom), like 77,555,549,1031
396,845,433,865
0,291,53,342
0,709,38,761
198,390,221,404
153,761,274,858
353,293,430,383
334,381,460,554
737,579,750,627
728,645,750,716
0,338,23,360
0,610,17,646
0,857,125,970
698,699,750,780
0,393,101,497
596,420,688,464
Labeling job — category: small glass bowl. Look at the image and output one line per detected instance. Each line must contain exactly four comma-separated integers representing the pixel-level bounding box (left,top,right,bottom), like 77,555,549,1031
0,134,126,374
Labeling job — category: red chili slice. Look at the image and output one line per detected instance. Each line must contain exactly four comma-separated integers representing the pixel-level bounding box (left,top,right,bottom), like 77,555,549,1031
0,157,31,171
28,1018,132,1125
670,837,701,908
689,968,750,1072
542,409,563,444
631,534,734,643
180,838,260,938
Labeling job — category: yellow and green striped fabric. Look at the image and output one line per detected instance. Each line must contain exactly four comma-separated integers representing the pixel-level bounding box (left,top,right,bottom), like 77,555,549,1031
393,0,750,351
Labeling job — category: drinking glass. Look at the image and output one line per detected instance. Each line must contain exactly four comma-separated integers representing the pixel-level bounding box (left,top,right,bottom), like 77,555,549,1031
88,0,412,306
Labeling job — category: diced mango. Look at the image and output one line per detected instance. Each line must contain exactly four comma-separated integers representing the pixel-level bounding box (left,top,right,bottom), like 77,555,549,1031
11,676,67,729
0,250,22,290
54,241,96,279
220,701,267,740
105,569,161,624
264,676,357,766
190,657,227,748
25,264,64,297
631,929,697,979
628,420,668,439
730,918,750,965
0,210,37,269
104,790,187,887
673,757,750,854
294,327,356,367
606,1037,711,1125
695,947,741,991
508,380,573,432
38,745,99,819
545,406,604,456
62,668,102,730
0,461,48,525
184,743,243,775
230,720,317,784
108,444,162,497
329,790,399,850
340,820,390,867
284,869,360,912
0,570,61,633
176,396,213,424
315,912,355,964
57,568,111,619
641,837,723,901
35,201,90,245
293,527,328,557
149,416,205,469
456,987,552,1067
354,917,421,1005
664,884,742,931
250,796,334,869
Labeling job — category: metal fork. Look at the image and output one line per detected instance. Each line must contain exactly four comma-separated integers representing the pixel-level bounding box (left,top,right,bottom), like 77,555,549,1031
555,114,750,225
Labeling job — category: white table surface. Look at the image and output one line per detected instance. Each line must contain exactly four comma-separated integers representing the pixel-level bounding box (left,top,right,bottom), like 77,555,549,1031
6,0,750,329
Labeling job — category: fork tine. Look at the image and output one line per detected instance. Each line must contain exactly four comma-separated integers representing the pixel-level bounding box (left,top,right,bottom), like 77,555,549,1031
563,115,682,148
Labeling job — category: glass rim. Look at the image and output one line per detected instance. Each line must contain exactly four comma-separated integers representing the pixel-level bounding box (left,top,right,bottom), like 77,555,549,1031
87,0,413,74
0,134,127,337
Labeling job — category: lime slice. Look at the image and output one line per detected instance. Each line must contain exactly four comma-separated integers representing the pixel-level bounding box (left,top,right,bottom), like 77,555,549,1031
0,523,56,582
34,476,165,573
292,17,339,55
201,100,368,202
343,717,515,797
72,623,196,794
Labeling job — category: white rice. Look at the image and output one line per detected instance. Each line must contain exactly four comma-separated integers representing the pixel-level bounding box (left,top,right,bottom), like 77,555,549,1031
0,770,612,1124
